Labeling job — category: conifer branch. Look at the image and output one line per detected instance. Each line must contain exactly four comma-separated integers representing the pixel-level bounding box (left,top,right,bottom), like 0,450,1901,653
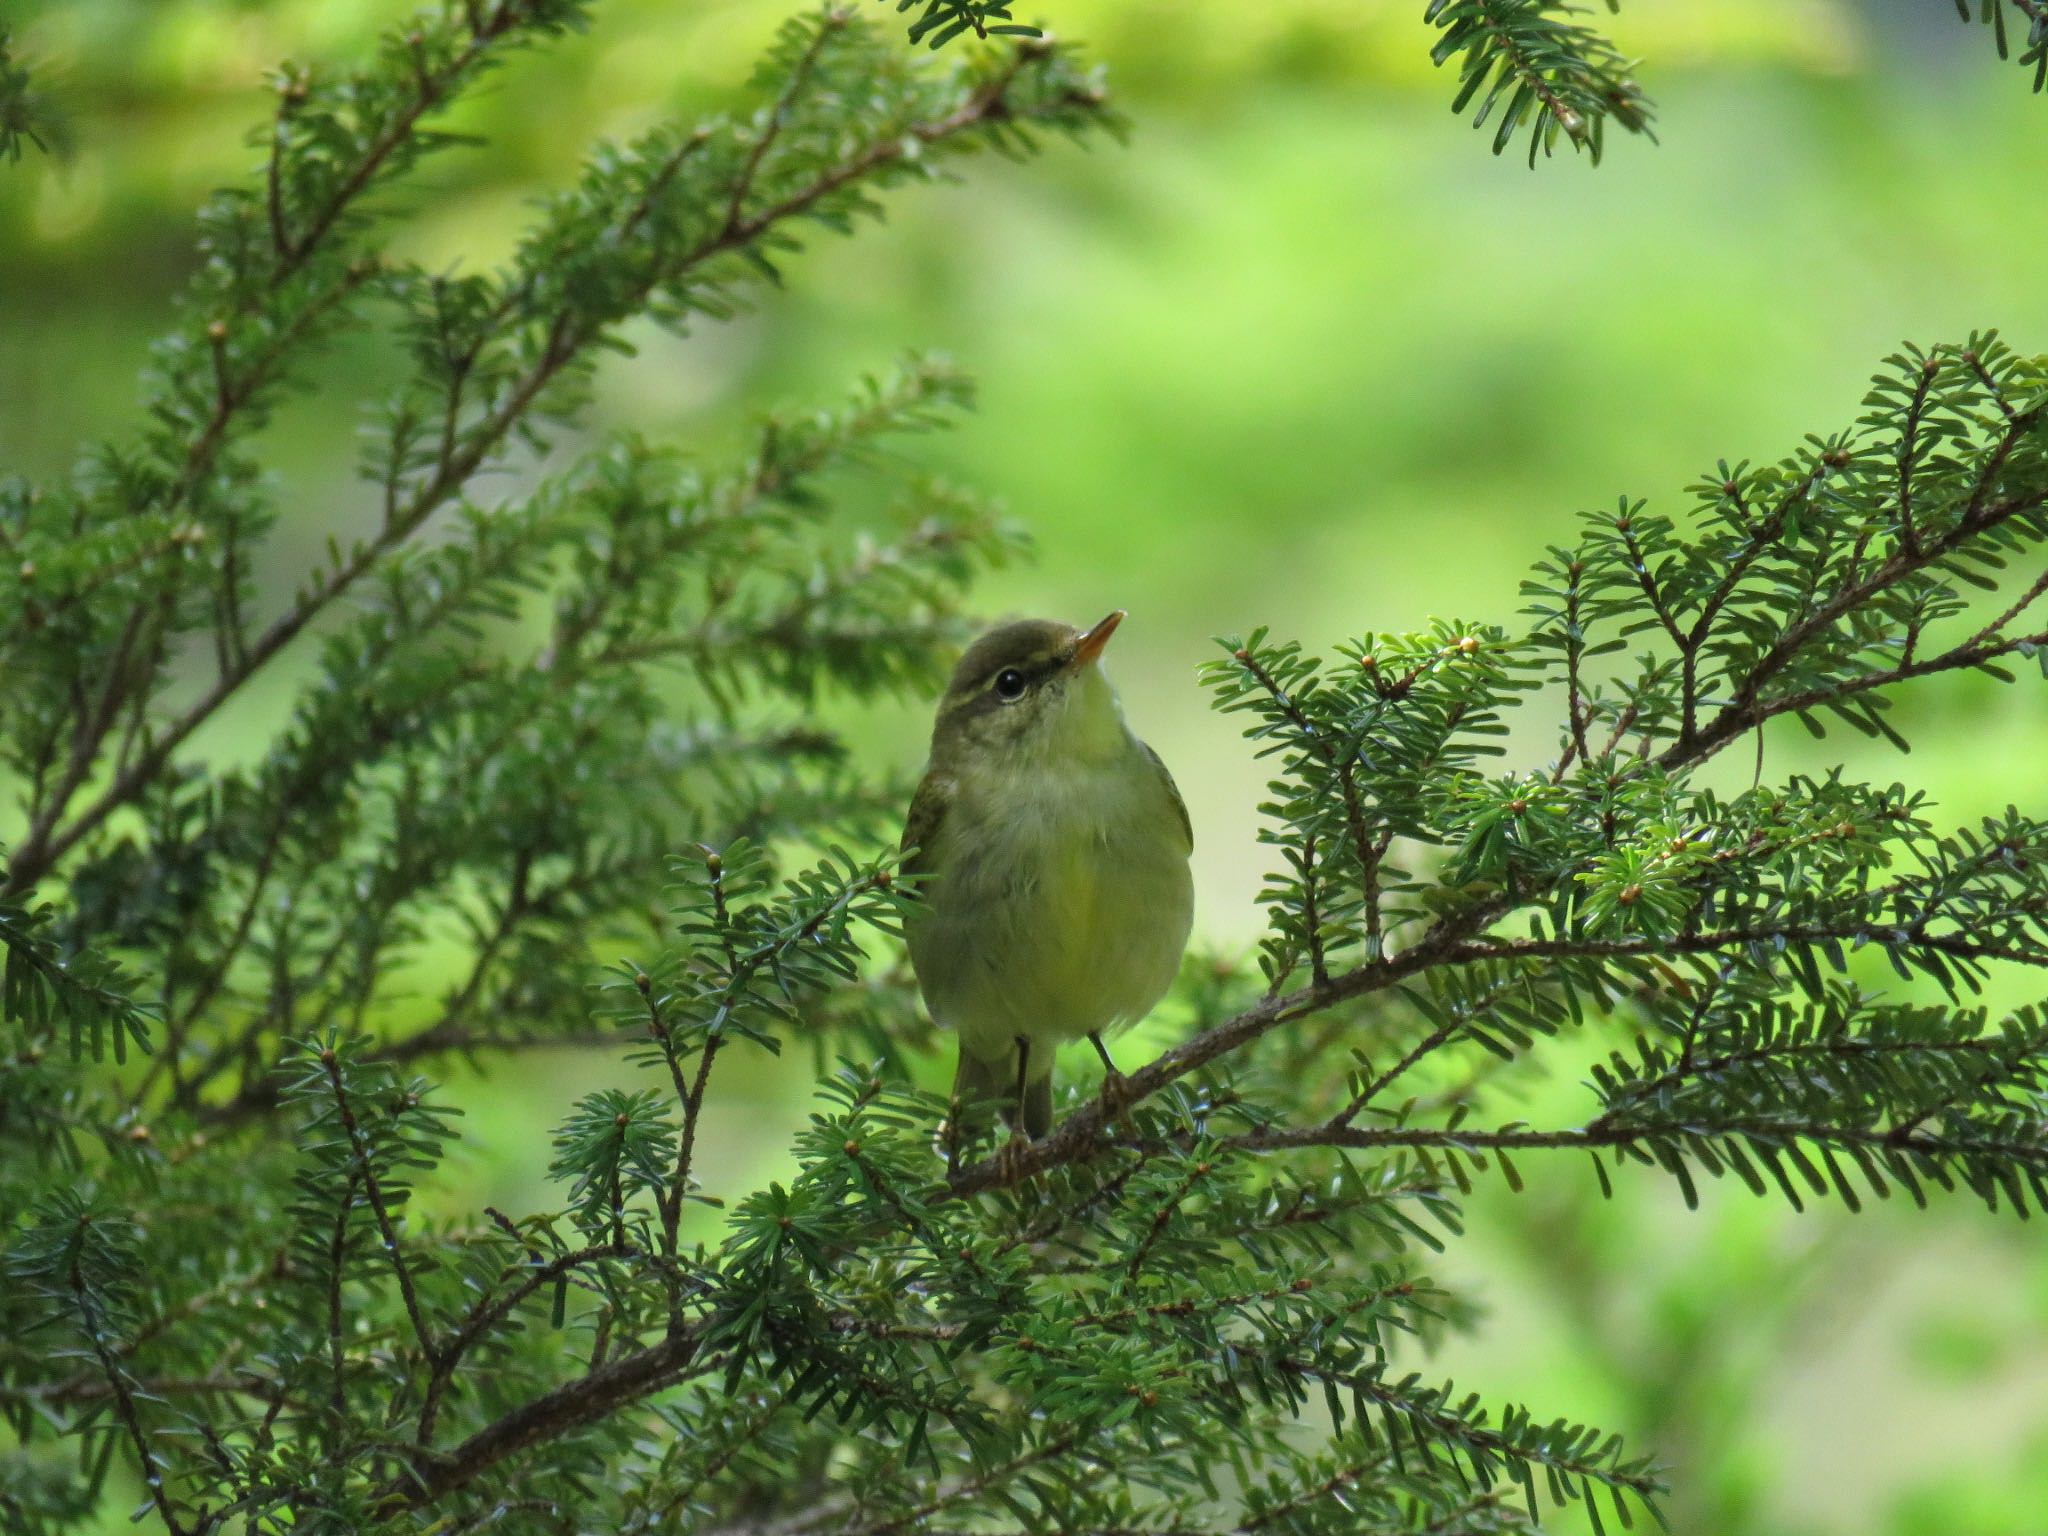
1280,1361,1662,1517
0,26,1103,901
9,0,2048,1526
1425,0,1653,166
952,335,2048,1198
70,1270,192,1536
381,1325,714,1511
0,29,63,165
319,1048,436,1365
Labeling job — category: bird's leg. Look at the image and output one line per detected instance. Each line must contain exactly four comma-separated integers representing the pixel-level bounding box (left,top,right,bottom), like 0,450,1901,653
1090,1032,1138,1118
941,1093,966,1178
988,1034,1035,1184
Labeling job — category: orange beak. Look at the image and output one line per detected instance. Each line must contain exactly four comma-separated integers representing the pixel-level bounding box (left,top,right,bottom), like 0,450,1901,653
1070,610,1125,669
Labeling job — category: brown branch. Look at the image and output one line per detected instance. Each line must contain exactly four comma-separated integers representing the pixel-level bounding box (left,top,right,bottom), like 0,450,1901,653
322,1051,435,1365
721,11,845,239
1459,2,1595,133
169,261,381,520
1691,454,1835,650
1233,649,1380,965
1448,921,2047,970
1276,1359,1663,1501
418,1240,640,1444
8,601,147,887
275,3,525,274
667,1032,722,1256
1124,1158,1211,1278
1331,969,1536,1126
133,818,290,1109
1744,621,2048,732
68,1247,194,1536
946,840,2045,1195
1598,1032,2018,1127
945,943,1446,1196
378,1325,710,1513
1554,563,1594,778
1663,476,2048,774
324,1170,359,1417
1222,1116,2048,1173
1896,359,1936,557
1618,519,1687,658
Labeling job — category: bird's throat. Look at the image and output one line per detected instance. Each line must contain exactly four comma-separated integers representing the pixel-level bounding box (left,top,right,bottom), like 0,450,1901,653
1036,664,1131,766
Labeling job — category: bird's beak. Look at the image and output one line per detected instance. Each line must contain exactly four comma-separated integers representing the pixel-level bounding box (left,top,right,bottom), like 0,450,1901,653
1070,610,1125,670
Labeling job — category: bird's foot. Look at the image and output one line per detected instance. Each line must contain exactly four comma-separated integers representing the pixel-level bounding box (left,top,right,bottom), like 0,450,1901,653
988,1129,1037,1186
1096,1067,1140,1121
939,1106,965,1177
1089,1032,1140,1121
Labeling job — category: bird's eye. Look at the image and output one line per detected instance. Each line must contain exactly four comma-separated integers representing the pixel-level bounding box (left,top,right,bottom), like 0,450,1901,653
994,668,1027,702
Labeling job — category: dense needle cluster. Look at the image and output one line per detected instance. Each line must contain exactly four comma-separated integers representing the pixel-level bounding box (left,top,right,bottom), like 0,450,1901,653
1424,0,2048,164
3,3,2047,1535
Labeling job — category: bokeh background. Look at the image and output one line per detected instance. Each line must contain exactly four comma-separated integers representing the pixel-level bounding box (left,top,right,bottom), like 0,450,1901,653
5,1,2047,1531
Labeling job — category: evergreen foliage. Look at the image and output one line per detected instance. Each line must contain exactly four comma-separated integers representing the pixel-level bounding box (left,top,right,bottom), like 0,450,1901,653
0,28,65,164
4,3,2047,1535
1426,0,2048,164
883,0,1043,49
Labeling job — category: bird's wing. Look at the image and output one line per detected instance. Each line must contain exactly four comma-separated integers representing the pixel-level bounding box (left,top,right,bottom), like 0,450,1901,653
900,768,955,888
1141,741,1193,853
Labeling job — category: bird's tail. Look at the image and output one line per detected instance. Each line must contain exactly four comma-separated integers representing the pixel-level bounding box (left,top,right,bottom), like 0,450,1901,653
1021,1070,1053,1140
952,1045,1054,1140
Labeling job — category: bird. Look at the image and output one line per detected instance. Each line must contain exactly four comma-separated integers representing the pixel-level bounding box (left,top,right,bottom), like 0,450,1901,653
900,610,1194,1160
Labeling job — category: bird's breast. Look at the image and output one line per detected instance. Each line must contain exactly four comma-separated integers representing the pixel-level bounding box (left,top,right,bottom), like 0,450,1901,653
910,751,1194,1059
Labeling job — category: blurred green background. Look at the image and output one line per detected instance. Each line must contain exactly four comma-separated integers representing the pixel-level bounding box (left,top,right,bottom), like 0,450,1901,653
6,2,2047,1532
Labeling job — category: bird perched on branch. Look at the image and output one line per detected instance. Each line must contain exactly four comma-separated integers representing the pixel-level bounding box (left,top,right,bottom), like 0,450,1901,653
901,611,1194,1162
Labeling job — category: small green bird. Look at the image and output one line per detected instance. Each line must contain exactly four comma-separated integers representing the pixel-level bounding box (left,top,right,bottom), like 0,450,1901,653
901,611,1194,1150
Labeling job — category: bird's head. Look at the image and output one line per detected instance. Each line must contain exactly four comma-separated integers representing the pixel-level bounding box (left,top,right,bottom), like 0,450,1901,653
929,611,1129,769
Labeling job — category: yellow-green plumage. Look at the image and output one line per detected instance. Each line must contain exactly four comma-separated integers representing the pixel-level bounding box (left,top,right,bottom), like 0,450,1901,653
901,614,1193,1138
